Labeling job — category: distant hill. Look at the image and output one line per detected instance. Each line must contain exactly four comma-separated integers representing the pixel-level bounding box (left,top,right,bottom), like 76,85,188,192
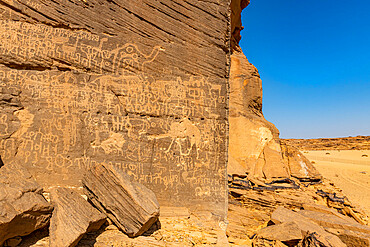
283,136,370,150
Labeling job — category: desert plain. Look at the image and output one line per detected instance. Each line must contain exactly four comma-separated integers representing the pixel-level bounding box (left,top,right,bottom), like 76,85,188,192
285,136,370,217
304,150,370,216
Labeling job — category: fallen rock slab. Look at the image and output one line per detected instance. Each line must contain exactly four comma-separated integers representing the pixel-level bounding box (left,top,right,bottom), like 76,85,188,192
83,163,160,237
297,210,370,234
270,207,346,247
0,162,53,245
297,210,370,247
326,228,370,247
49,187,107,247
256,221,303,244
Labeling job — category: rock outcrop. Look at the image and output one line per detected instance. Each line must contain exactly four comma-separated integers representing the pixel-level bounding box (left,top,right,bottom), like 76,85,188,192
83,163,160,237
0,0,368,246
49,187,107,247
0,0,231,220
0,162,53,245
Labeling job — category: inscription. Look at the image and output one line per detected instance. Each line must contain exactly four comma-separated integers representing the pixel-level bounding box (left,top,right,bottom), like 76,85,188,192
0,20,227,203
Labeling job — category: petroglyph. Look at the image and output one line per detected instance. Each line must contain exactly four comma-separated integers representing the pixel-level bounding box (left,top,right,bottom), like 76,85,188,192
0,12,229,218
12,109,34,139
92,132,126,154
112,43,161,77
0,115,9,136
149,118,201,159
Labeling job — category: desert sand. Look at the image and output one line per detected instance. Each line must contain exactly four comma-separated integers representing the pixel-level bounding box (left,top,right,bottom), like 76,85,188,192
303,150,370,216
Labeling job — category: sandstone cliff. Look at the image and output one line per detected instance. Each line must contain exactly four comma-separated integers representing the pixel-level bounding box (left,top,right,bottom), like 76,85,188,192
0,0,232,220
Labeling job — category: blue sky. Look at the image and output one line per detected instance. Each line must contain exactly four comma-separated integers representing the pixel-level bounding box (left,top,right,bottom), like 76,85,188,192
240,0,370,139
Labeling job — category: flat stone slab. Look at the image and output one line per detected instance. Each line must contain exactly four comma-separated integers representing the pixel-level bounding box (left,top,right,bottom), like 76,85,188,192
49,187,107,247
270,207,346,247
256,221,303,243
83,163,160,237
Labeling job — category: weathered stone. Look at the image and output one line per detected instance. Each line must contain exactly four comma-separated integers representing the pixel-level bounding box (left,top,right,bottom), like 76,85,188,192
270,207,346,247
326,228,370,247
49,187,107,247
0,162,53,245
0,0,231,220
281,141,322,180
297,210,370,234
256,221,303,243
83,163,160,237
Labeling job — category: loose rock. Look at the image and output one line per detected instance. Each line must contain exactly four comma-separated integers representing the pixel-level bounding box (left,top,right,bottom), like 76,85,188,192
83,163,160,237
49,187,107,247
0,162,53,245
270,207,346,247
256,221,303,244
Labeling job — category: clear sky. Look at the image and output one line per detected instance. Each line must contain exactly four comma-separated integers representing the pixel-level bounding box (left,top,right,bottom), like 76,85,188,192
240,0,370,139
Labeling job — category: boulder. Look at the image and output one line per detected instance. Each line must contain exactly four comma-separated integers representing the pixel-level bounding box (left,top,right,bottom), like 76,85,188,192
49,187,107,247
83,163,160,237
0,162,53,245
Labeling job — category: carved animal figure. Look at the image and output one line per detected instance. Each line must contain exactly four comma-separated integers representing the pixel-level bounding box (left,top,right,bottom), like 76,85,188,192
113,44,161,77
149,118,201,159
92,132,126,154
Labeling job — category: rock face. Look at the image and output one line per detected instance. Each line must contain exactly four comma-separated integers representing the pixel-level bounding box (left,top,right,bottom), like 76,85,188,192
0,162,53,245
49,187,107,247
83,163,160,237
0,0,231,219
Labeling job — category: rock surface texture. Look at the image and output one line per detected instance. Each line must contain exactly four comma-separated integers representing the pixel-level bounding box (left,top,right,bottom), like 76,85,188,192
49,187,106,247
0,162,53,245
0,0,231,219
83,163,160,237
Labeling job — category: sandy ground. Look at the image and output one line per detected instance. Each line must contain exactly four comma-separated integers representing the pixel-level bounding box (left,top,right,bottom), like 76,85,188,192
303,150,370,216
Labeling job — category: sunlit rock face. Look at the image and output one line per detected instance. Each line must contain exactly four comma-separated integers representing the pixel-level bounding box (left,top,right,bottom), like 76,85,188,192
229,1,321,181
0,0,234,220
